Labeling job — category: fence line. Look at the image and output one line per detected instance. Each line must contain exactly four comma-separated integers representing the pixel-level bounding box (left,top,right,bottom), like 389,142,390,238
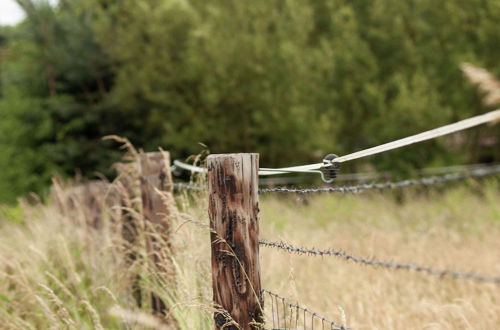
51,149,500,329
258,165,500,195
262,289,347,330
259,240,500,284
119,115,500,328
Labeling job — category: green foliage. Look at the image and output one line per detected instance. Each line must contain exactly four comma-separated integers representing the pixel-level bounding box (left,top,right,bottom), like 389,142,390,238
0,0,499,202
0,0,124,202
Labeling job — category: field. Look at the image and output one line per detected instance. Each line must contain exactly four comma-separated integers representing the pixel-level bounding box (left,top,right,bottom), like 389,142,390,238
1,180,499,330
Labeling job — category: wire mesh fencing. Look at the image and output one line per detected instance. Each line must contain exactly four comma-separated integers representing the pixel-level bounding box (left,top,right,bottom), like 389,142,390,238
262,290,348,330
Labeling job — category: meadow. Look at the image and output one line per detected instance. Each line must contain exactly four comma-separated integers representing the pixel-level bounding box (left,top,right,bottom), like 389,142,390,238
0,178,499,330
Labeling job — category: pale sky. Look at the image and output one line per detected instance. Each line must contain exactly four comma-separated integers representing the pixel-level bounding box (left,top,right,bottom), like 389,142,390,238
0,0,25,26
0,0,58,26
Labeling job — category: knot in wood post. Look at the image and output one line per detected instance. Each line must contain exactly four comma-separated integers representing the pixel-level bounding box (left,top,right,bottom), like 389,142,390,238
208,153,263,330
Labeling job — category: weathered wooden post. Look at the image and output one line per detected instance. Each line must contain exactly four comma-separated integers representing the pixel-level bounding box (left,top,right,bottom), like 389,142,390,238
114,161,144,307
207,153,263,330
138,151,177,319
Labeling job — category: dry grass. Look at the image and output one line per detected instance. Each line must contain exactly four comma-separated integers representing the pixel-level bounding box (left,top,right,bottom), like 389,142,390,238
258,183,500,330
461,63,500,107
0,179,499,329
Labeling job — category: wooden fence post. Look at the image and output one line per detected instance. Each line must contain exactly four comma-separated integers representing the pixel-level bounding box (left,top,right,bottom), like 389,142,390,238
207,153,263,330
138,151,177,319
115,162,143,307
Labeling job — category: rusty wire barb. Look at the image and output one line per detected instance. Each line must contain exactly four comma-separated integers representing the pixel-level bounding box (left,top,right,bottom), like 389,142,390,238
262,289,347,330
258,165,500,195
259,240,500,284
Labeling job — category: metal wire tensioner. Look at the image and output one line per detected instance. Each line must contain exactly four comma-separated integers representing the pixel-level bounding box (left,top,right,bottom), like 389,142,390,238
259,153,342,183
318,154,341,183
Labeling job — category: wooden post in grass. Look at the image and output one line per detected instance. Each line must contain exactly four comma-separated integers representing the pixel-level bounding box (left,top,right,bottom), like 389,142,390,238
138,151,177,319
207,153,263,330
115,162,144,308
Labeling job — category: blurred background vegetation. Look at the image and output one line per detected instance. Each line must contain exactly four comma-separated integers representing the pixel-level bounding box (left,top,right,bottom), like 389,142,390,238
0,0,499,203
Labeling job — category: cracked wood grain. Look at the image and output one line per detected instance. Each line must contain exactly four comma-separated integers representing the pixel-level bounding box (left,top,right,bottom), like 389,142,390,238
208,154,263,330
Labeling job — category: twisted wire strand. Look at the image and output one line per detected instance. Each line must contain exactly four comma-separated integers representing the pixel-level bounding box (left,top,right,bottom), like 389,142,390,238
262,289,348,330
260,240,500,284
258,165,500,195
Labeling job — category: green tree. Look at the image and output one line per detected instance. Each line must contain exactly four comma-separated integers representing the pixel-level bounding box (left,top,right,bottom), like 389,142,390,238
1,0,499,202
0,0,120,202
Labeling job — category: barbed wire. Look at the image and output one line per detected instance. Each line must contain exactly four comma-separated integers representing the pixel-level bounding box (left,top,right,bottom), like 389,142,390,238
258,165,500,195
259,240,500,284
262,289,347,330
